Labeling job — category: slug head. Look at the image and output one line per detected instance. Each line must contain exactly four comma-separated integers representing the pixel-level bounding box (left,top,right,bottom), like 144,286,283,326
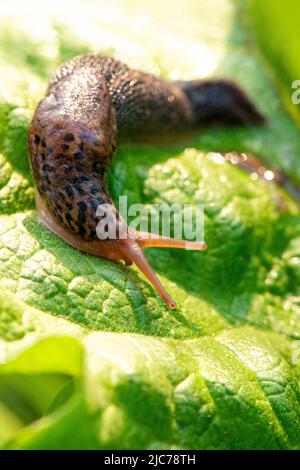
35,190,206,310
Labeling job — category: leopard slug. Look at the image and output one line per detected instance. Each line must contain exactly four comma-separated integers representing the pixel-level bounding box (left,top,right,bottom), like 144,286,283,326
28,54,265,309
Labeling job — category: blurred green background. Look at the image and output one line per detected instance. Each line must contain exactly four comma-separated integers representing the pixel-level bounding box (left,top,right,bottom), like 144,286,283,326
0,0,300,450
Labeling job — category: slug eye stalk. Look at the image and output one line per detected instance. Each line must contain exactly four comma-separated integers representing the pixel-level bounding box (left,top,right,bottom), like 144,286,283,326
120,231,207,310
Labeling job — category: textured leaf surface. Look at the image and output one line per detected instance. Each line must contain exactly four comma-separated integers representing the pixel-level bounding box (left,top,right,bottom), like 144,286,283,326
0,0,300,449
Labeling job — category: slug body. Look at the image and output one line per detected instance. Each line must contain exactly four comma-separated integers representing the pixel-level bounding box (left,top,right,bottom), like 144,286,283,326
28,54,264,309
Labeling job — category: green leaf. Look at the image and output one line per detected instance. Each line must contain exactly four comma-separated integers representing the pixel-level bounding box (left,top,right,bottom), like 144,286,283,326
248,0,300,123
0,0,300,449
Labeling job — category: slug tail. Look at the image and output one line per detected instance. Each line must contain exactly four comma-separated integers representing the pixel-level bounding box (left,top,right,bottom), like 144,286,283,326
178,78,266,126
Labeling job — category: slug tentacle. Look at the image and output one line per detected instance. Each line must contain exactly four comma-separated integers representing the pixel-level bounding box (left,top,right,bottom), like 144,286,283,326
29,54,265,309
135,231,207,251
118,236,177,310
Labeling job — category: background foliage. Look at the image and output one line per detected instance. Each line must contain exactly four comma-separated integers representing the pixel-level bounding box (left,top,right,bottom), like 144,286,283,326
0,0,300,449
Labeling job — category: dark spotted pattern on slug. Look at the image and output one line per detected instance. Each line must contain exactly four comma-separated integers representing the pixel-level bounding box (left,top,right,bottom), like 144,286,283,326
28,54,265,309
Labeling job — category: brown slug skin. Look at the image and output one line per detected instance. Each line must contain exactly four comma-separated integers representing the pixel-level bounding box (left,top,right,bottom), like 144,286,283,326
28,54,265,309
